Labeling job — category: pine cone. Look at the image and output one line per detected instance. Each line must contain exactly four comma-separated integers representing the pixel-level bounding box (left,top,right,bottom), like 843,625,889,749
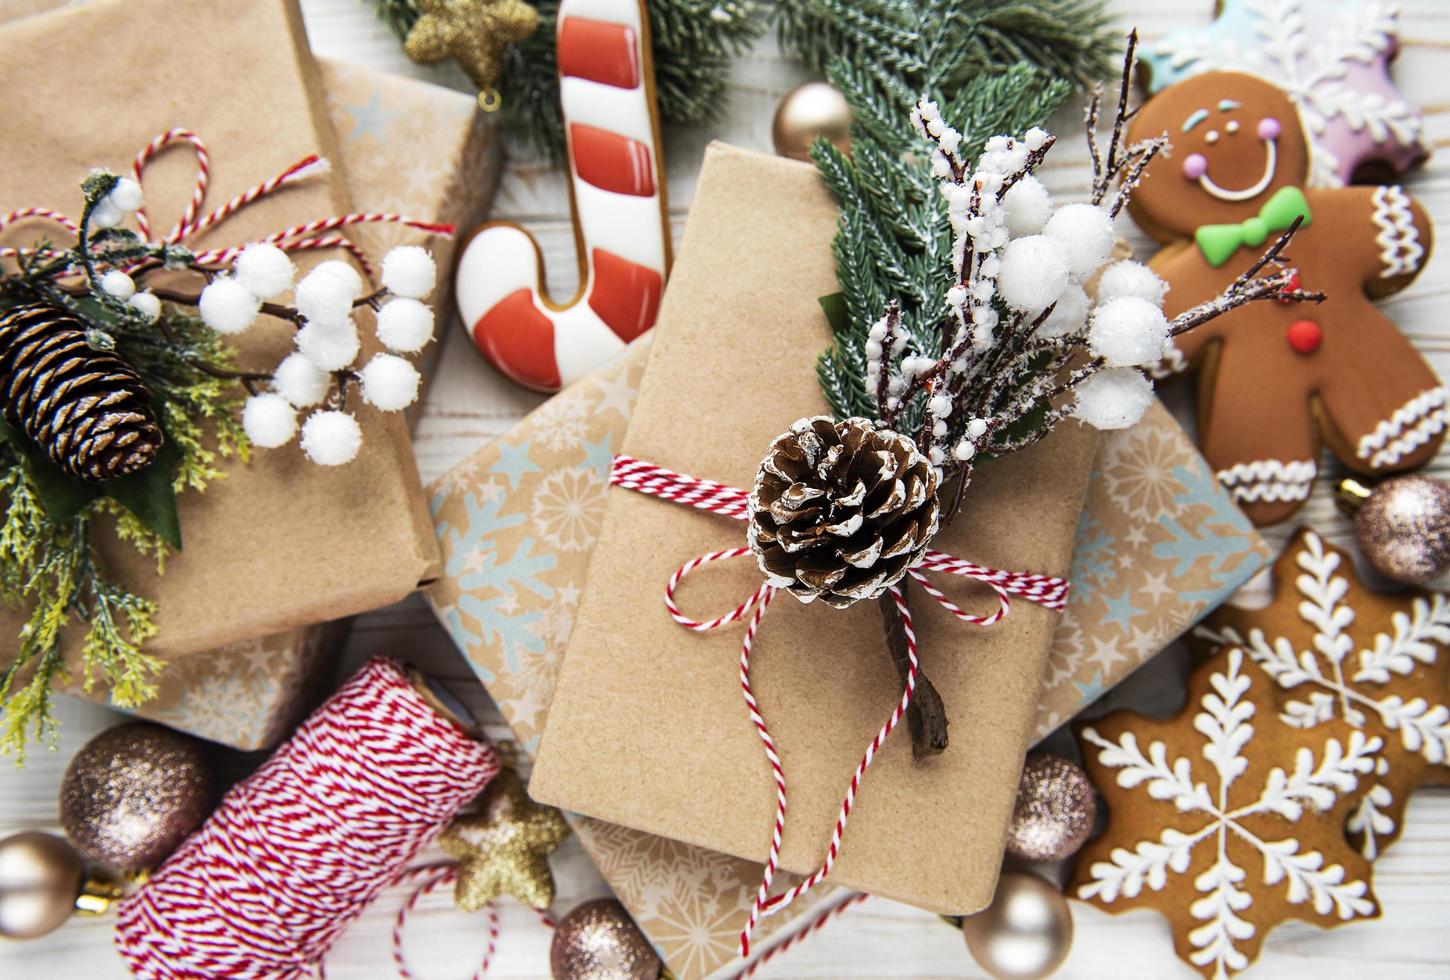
748,416,940,608
0,303,163,481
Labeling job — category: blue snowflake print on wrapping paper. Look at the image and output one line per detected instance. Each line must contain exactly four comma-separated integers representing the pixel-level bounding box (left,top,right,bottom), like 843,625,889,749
1153,462,1262,606
1069,508,1118,601
435,489,556,675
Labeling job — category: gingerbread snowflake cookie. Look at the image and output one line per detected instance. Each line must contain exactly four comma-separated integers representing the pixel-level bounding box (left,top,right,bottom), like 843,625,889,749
1128,71,1442,525
1142,0,1426,188
1073,645,1381,978
1193,528,1450,860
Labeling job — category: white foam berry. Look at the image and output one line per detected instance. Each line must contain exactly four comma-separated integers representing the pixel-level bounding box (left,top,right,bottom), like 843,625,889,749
296,319,360,372
235,243,295,300
375,297,434,353
199,276,261,335
1089,296,1172,367
996,235,1070,312
90,199,124,230
359,353,421,411
294,268,355,324
100,270,135,300
242,393,298,448
1037,284,1090,338
1096,260,1169,305
1001,175,1052,238
1043,202,1115,278
272,351,331,407
106,177,143,213
127,292,161,321
380,246,436,299
1072,367,1153,430
312,259,364,299
300,410,362,466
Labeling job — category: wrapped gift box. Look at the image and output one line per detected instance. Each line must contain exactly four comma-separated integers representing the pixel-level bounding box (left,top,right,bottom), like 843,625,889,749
45,54,499,749
427,144,1269,974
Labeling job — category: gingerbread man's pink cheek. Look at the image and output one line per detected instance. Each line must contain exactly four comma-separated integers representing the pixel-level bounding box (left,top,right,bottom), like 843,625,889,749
1183,153,1208,180
1257,117,1281,140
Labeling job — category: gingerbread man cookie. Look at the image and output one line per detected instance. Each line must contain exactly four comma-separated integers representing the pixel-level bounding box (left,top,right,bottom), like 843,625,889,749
1128,72,1441,525
454,0,670,392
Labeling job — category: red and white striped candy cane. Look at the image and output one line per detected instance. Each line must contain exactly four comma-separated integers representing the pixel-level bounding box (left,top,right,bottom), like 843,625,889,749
455,0,670,392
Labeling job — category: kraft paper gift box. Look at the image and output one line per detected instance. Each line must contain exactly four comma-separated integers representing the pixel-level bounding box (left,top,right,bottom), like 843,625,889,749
0,0,443,665
49,55,500,750
428,147,1272,974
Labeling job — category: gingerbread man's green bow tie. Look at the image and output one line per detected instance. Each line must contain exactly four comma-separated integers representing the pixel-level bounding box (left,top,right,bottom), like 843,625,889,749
1194,186,1312,267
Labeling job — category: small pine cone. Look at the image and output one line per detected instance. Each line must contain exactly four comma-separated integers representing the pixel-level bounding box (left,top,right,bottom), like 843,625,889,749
0,303,163,481
748,416,940,608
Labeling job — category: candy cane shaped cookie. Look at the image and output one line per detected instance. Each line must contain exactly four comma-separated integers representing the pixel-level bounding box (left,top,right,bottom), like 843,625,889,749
455,0,670,392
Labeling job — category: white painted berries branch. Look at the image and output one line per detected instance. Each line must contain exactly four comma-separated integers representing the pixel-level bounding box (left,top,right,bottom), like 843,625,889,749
201,242,437,466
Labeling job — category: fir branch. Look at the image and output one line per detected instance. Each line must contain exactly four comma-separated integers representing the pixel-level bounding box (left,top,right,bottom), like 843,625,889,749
776,0,1118,88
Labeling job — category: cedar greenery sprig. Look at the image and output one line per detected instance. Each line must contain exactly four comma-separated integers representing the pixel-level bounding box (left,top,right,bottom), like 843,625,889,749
369,0,766,162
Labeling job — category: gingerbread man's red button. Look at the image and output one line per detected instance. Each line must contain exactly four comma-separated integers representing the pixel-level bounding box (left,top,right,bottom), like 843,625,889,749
1286,318,1323,355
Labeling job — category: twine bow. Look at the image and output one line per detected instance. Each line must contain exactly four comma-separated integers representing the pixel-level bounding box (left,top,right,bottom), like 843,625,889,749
609,454,1070,957
0,127,453,278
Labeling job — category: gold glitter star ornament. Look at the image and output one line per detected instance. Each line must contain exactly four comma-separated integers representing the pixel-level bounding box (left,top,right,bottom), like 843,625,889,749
404,0,540,104
440,767,570,911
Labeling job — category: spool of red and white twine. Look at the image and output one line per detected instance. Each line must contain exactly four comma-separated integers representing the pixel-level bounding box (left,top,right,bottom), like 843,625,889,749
114,658,499,980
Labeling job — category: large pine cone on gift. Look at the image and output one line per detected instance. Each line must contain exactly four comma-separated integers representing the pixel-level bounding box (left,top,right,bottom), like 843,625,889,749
748,416,940,608
0,303,163,481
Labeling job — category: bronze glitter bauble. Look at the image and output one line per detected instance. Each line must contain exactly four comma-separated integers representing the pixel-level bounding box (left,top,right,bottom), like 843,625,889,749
1345,475,1450,585
0,832,83,939
960,872,1074,980
771,81,852,162
60,722,215,871
550,898,660,980
1004,753,1097,863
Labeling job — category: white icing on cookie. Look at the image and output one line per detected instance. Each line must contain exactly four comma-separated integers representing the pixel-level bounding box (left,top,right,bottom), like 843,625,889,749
1370,185,1424,278
1197,138,1278,202
1356,386,1449,468
1215,458,1317,504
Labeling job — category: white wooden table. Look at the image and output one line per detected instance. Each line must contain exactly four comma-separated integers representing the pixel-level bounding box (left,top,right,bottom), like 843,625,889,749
3,1,1449,976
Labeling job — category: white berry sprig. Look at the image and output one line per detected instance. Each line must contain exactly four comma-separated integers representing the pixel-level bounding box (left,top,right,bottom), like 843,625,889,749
866,31,1321,517
196,243,436,466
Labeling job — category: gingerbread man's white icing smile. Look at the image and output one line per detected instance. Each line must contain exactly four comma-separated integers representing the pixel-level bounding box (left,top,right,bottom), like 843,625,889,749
1181,100,1283,202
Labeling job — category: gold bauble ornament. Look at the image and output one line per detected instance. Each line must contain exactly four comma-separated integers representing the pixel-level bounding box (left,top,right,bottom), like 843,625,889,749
772,81,852,162
0,832,84,939
404,0,540,111
960,872,1073,980
550,898,660,980
61,722,215,872
439,767,569,911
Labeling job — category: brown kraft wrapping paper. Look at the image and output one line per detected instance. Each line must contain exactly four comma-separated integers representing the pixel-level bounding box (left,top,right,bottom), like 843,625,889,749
52,56,500,748
528,143,1098,914
0,0,440,660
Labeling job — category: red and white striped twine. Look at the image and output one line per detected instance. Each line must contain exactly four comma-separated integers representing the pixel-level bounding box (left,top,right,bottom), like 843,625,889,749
1,127,451,277
609,454,1070,958
114,658,499,980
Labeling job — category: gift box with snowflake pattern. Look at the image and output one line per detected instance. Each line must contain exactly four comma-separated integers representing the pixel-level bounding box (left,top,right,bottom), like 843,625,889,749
426,334,1270,977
